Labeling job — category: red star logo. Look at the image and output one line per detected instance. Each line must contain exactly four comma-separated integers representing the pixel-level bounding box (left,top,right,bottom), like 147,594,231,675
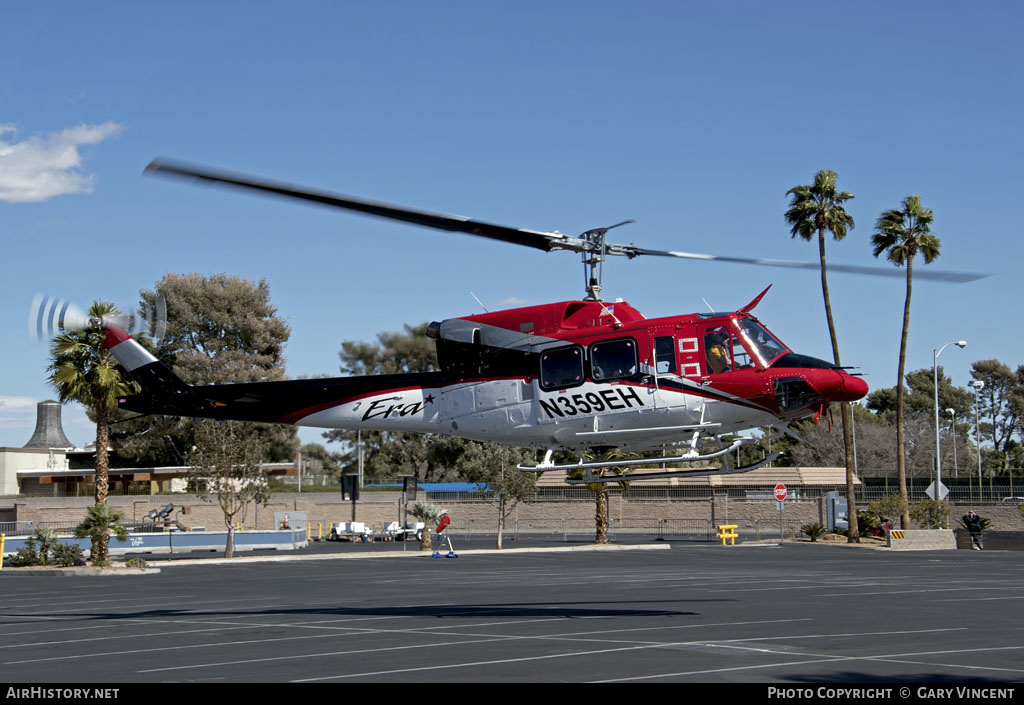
424,394,435,404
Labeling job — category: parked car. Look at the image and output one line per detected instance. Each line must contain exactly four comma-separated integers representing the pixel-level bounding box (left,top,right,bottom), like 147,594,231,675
1001,497,1024,503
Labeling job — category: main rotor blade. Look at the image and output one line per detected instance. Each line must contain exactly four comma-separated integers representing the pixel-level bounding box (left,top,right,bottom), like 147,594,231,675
146,159,989,284
621,246,988,283
145,159,567,253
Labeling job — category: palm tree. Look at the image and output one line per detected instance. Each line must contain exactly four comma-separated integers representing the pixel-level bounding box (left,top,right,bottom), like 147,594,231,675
567,449,634,545
872,194,942,528
48,301,137,559
74,504,129,564
785,170,860,542
408,501,446,552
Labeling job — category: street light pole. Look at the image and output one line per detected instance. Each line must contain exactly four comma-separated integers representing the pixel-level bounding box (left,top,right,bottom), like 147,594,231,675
933,340,966,499
946,408,957,478
850,401,859,484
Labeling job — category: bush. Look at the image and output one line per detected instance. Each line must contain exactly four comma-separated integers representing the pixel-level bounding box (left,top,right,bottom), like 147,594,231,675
7,547,45,567
51,543,85,567
5,529,83,567
910,499,951,529
125,557,148,569
868,493,908,524
857,510,883,536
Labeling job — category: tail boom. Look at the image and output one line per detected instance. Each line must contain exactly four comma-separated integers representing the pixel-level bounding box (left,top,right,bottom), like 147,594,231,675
103,325,447,431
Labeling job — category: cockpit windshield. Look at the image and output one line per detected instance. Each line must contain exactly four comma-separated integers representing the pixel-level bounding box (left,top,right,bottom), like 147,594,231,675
736,317,788,367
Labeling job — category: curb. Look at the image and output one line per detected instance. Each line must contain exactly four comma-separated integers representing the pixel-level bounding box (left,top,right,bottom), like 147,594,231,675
0,567,161,576
783,540,890,550
139,542,673,568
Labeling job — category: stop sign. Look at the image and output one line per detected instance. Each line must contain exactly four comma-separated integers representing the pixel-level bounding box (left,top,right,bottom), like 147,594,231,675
774,484,788,502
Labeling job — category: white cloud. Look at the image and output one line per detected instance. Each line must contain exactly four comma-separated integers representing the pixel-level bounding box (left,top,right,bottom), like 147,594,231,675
0,121,124,203
0,395,38,413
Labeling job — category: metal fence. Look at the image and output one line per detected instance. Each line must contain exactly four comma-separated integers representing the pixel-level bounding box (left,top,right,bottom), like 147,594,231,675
854,485,1023,504
440,517,713,541
0,519,165,537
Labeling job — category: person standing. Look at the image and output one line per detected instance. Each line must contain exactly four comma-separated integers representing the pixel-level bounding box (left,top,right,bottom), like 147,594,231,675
963,510,984,550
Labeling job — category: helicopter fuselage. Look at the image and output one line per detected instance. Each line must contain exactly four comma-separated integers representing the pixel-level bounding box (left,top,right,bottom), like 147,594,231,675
109,295,868,455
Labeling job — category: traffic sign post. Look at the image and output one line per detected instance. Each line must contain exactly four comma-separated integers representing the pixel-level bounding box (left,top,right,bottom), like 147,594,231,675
775,484,787,540
925,481,950,501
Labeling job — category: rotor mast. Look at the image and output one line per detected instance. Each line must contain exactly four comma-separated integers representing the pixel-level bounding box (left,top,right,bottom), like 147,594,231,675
581,220,634,301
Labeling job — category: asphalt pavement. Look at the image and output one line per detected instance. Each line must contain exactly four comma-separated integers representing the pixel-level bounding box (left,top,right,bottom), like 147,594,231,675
1,542,1022,684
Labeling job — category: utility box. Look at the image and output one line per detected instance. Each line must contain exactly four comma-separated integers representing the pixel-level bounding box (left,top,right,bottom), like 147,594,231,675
826,491,848,531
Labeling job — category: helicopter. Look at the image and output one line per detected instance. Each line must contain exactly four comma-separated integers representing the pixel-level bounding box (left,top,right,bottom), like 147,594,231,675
36,160,986,483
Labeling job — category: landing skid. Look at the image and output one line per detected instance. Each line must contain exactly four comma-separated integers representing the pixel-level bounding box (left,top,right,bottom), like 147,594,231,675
561,452,783,484
518,433,782,483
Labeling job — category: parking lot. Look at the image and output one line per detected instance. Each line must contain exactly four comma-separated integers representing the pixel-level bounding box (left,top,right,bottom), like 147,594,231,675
1,542,1023,683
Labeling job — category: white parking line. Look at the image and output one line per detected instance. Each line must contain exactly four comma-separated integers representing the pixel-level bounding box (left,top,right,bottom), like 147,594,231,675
137,618,813,674
290,627,973,682
596,644,1024,681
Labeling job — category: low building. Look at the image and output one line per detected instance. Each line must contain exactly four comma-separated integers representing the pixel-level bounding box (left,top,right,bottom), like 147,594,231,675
1,400,295,496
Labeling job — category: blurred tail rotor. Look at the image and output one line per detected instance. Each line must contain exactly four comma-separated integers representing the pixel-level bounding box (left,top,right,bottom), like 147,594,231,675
28,294,167,344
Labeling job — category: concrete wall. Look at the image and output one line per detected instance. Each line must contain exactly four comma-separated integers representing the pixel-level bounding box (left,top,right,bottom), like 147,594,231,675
953,529,1024,551
0,491,825,536
3,492,1022,537
0,448,68,496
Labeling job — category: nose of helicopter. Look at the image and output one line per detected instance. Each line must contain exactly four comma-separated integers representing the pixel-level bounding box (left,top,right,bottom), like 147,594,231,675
817,369,869,403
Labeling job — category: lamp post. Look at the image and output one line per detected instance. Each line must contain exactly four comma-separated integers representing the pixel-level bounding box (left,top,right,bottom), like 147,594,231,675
946,408,957,479
850,401,859,484
934,340,966,498
970,380,984,501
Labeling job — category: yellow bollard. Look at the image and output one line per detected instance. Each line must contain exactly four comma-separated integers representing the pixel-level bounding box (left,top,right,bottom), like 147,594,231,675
318,522,323,540
716,524,739,546
306,524,311,542
1,533,5,571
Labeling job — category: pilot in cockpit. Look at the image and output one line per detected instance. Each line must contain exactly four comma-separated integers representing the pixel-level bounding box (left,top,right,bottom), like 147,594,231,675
706,331,731,373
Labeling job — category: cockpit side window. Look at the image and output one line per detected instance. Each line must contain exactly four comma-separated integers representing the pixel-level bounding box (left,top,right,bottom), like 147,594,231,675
704,327,732,374
654,336,676,374
730,335,754,369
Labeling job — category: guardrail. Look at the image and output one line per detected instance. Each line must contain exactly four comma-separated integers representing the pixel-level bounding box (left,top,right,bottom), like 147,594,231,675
2,529,308,557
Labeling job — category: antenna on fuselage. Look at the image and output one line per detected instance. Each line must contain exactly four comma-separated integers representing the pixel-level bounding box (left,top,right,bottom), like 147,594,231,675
469,291,489,313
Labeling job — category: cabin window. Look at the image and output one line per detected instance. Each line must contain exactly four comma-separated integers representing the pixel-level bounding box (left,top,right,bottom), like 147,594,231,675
654,336,676,374
539,345,584,390
704,327,733,373
590,338,638,382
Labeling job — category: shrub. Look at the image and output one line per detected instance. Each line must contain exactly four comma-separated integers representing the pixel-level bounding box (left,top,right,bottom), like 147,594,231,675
51,543,85,567
125,557,148,569
910,499,951,529
868,493,908,524
7,547,45,567
857,510,883,536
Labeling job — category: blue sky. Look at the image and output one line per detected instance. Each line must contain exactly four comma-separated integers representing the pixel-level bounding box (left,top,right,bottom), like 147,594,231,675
2,1,1021,449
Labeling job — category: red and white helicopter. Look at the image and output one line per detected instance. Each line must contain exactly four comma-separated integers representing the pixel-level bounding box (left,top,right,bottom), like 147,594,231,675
34,161,984,483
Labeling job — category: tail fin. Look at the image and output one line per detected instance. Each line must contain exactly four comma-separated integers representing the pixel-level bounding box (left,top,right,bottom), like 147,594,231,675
102,324,191,413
